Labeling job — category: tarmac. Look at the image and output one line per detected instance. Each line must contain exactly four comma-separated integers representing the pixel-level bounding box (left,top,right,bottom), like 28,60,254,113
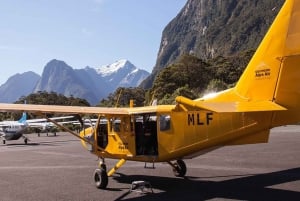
0,126,300,201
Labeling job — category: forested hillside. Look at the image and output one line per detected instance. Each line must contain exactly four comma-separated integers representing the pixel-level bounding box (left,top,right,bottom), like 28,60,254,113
141,0,285,89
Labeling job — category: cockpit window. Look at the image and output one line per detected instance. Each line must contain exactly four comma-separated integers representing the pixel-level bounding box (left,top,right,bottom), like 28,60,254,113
160,115,171,131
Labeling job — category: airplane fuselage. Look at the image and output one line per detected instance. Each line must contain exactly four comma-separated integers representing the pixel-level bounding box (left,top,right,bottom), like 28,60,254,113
0,124,26,141
84,105,274,163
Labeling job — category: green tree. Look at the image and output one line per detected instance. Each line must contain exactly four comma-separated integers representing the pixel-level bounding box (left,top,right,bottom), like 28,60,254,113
98,87,146,107
152,54,211,102
15,91,90,106
5,91,90,120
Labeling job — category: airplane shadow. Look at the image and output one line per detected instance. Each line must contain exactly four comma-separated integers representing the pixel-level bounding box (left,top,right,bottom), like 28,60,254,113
3,139,79,147
112,167,300,201
5,143,40,146
38,139,79,146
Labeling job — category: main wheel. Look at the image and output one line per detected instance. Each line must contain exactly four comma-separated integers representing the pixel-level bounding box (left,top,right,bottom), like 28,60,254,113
94,168,108,189
172,159,187,177
24,138,28,144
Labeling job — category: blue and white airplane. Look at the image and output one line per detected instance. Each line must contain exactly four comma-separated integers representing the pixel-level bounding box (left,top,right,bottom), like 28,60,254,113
0,113,74,144
0,112,28,144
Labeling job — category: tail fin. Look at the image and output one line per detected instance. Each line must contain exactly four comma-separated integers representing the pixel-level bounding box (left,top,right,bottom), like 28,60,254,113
235,0,300,101
232,0,300,125
18,112,27,123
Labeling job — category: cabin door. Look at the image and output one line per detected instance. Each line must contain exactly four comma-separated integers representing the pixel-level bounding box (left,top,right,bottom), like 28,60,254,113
135,113,158,156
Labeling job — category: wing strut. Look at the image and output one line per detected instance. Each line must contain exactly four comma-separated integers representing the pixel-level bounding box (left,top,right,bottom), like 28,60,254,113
107,158,126,176
44,116,114,157
45,116,93,146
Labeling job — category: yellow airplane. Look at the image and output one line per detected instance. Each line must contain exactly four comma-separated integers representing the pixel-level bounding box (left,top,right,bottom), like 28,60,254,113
0,0,299,189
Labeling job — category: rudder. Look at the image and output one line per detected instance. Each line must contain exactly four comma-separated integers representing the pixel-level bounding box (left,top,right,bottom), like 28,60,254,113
272,55,300,126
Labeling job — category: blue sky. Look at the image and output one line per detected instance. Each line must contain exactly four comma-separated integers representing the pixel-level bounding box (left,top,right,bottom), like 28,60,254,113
0,0,187,85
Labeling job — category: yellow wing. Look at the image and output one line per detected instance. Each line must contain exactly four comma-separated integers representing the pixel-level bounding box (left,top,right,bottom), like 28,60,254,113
0,103,175,116
0,103,129,115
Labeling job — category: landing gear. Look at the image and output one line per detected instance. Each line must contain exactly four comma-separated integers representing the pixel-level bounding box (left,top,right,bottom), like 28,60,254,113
100,163,107,172
93,159,108,189
94,168,108,189
22,136,29,144
169,159,187,177
3,139,5,144
92,158,127,189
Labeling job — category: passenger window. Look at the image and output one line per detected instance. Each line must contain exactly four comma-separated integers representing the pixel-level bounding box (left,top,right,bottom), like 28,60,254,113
160,115,171,131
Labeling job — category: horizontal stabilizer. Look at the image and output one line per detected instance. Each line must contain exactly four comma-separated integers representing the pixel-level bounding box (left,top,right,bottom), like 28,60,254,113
176,96,286,112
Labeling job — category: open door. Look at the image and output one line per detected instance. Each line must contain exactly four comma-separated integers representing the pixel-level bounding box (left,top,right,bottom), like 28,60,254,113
135,113,158,156
96,117,108,149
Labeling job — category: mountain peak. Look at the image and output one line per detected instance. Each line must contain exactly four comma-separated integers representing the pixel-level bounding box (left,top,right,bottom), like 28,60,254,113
95,59,149,89
46,59,68,67
0,71,40,103
96,59,134,76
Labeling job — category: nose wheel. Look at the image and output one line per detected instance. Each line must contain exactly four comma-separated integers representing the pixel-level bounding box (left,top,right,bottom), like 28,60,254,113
93,158,127,189
94,167,108,189
94,159,108,189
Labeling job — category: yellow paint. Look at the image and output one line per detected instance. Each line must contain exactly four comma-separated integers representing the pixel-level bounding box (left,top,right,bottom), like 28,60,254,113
79,126,94,151
100,115,136,158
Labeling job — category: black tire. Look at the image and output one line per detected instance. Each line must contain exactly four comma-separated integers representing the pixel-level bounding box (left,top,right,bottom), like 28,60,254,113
3,140,5,144
94,168,108,189
173,159,187,177
24,138,28,145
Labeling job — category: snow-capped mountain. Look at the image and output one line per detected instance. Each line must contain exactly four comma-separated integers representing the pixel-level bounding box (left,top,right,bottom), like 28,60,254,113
96,59,150,88
0,59,150,105
97,59,130,77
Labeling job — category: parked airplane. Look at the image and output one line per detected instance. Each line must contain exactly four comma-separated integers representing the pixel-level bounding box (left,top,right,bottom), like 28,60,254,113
0,112,29,144
28,117,75,137
0,0,299,189
0,113,74,144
